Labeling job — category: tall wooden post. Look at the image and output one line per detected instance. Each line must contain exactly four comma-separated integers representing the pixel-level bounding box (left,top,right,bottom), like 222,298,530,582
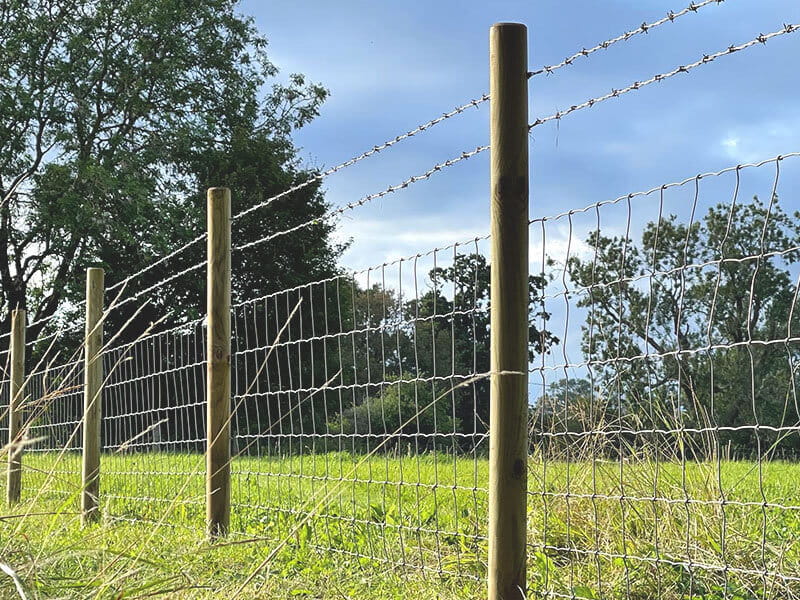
7,309,26,505
206,187,231,538
82,267,104,525
488,22,529,600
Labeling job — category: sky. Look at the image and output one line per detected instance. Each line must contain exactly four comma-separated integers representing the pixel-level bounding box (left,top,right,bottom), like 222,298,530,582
238,0,800,381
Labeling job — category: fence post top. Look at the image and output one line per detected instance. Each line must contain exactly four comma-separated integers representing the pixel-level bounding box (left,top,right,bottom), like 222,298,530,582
86,267,104,276
491,22,527,31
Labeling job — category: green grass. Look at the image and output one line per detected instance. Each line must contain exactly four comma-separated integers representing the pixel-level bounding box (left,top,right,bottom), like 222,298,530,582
2,452,800,598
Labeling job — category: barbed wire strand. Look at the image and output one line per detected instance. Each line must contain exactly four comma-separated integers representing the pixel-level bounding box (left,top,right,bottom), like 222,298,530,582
530,24,799,128
96,95,489,300
529,0,726,77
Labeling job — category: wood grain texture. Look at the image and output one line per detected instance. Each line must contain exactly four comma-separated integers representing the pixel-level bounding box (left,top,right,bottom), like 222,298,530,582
7,309,25,505
488,22,529,600
206,187,231,538
82,267,104,524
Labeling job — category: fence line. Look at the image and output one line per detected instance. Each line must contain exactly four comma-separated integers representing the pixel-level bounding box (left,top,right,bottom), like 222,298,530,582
4,6,800,599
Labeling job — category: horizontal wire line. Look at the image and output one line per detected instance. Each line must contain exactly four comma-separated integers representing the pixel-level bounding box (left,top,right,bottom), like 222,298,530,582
102,361,205,389
530,24,800,128
529,334,800,373
541,245,800,304
530,152,800,225
231,469,486,495
100,400,205,421
528,490,800,512
234,432,486,440
526,542,800,583
233,371,484,399
101,321,204,357
233,307,484,357
101,468,487,495
233,143,489,253
231,233,492,310
533,424,800,439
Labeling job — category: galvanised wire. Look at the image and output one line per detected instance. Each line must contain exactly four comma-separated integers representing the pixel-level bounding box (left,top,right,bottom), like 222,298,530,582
530,24,800,128
529,0,727,77
529,151,800,599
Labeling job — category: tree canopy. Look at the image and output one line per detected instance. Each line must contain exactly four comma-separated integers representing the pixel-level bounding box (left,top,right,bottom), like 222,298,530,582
0,0,336,341
566,195,800,452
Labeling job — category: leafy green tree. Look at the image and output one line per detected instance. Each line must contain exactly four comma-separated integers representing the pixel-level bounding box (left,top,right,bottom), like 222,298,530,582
0,0,332,342
327,377,460,453
400,253,559,438
567,196,800,451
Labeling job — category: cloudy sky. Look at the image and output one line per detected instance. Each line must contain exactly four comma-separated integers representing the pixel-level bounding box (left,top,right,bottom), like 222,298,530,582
240,0,800,378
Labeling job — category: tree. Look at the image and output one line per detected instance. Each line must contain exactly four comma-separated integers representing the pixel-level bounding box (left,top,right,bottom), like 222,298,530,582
567,196,800,452
0,0,333,343
327,378,461,453
398,253,559,440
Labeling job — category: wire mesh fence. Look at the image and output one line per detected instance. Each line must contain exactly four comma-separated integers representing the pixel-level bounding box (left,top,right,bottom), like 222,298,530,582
225,246,492,576
528,153,800,599
2,2,800,597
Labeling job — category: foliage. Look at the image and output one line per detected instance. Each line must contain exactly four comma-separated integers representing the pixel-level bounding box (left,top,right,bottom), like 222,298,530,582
567,196,800,451
327,377,460,452
0,0,336,342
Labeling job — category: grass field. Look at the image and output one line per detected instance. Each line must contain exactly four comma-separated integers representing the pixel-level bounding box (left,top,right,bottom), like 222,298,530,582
1,452,799,599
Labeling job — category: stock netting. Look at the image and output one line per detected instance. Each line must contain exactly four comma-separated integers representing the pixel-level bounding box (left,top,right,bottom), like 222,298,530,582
225,244,491,575
0,330,85,503
2,0,800,596
528,154,800,599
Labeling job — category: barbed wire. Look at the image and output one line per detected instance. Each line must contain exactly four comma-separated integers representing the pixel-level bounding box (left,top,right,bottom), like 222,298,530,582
93,95,490,301
106,234,208,295
234,98,489,223
529,0,726,77
530,23,800,128
234,143,489,252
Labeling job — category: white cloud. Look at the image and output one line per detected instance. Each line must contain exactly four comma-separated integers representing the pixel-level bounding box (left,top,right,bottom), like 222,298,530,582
718,116,800,164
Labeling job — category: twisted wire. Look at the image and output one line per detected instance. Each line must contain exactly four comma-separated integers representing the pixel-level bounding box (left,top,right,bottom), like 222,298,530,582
530,0,726,77
530,24,800,128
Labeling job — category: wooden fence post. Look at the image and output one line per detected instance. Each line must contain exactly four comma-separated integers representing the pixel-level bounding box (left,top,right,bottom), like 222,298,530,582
206,187,231,538
7,309,26,505
488,22,529,600
82,267,104,525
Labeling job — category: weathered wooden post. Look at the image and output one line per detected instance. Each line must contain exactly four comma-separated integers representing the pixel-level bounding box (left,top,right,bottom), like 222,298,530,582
7,309,26,505
206,187,231,538
488,22,529,600
82,267,104,524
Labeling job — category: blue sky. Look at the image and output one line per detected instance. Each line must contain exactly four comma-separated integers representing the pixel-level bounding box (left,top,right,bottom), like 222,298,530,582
239,0,800,379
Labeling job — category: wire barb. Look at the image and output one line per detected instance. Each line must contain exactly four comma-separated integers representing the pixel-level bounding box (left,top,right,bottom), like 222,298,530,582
529,0,726,77
530,23,800,128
